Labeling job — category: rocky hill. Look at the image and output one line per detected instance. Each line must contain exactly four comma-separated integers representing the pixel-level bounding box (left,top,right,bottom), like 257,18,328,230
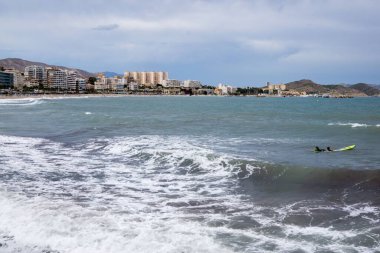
0,58,94,79
285,79,330,94
350,83,380,96
285,79,367,96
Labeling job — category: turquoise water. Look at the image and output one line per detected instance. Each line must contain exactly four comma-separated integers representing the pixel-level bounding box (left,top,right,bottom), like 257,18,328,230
0,96,379,252
2,96,379,168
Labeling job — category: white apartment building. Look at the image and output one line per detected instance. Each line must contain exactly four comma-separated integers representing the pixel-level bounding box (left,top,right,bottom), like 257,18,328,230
76,78,86,90
129,82,139,91
162,79,183,87
183,80,202,88
66,71,77,90
46,68,67,90
109,76,124,91
24,65,44,87
217,83,236,95
94,73,108,91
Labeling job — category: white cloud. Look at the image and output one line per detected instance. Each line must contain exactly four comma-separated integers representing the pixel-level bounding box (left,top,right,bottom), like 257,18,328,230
241,39,290,54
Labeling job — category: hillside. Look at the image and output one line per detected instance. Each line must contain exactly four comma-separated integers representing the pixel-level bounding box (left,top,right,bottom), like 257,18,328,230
285,79,367,96
350,83,380,96
0,58,94,79
285,79,330,94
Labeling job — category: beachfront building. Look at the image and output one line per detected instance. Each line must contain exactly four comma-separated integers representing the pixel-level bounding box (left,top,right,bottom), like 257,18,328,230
155,72,165,85
124,71,169,87
108,76,124,92
46,67,67,90
66,71,77,90
183,80,202,88
162,79,182,88
24,65,44,87
215,83,236,95
94,73,109,91
4,69,24,90
263,82,287,95
139,72,147,86
128,82,139,91
146,72,155,87
76,78,86,91
0,71,14,89
161,80,182,95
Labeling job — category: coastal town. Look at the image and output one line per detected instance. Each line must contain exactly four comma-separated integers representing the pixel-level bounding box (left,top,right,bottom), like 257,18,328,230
0,59,379,97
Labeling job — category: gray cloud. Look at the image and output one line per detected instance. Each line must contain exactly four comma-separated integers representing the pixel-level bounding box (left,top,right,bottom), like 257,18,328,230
93,24,119,31
0,0,380,84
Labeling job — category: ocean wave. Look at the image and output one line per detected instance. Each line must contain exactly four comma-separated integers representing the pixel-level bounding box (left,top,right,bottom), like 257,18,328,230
0,134,379,252
328,122,379,128
245,163,380,190
0,98,44,106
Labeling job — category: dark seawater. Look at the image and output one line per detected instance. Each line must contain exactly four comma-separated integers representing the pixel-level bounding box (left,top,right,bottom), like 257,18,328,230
0,96,379,252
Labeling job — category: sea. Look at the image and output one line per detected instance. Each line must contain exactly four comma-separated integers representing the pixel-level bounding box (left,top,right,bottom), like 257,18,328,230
0,96,379,253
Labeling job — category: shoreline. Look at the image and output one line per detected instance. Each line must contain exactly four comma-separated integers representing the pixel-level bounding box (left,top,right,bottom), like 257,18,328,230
0,93,377,100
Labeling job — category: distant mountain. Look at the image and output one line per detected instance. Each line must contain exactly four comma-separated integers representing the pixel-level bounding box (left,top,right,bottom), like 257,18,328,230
350,83,380,96
285,79,330,94
285,79,367,96
0,58,95,79
102,71,123,78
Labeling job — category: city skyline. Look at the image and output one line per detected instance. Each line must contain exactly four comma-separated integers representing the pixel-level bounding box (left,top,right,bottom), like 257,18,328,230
1,0,380,85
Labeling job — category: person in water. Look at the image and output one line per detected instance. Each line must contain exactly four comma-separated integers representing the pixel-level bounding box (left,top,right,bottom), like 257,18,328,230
327,147,333,152
315,146,325,152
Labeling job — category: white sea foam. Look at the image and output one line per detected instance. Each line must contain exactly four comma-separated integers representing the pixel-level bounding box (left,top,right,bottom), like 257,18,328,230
343,203,380,218
0,134,378,253
328,122,378,128
0,98,44,106
85,112,92,115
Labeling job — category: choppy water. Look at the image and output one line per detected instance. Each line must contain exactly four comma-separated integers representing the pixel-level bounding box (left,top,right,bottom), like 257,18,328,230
0,96,379,253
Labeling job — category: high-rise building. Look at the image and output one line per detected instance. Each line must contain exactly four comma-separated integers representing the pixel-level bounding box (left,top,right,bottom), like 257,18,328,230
66,71,77,90
131,72,138,82
146,72,155,86
0,71,14,89
155,72,164,85
75,78,86,91
124,71,169,86
94,73,108,91
4,69,24,89
139,72,147,85
46,67,67,90
24,65,44,87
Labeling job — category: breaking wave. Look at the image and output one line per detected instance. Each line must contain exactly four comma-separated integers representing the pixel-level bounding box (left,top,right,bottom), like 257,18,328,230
0,135,379,252
328,122,380,128
0,98,44,106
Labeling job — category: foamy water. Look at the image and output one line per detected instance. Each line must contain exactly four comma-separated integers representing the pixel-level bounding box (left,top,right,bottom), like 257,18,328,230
0,134,379,252
328,122,380,128
0,98,44,106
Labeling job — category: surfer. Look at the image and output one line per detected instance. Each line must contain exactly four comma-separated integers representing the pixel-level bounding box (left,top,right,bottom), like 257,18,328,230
314,146,325,152
327,147,333,152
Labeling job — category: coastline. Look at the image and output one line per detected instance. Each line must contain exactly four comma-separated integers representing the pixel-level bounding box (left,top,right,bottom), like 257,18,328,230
0,93,376,100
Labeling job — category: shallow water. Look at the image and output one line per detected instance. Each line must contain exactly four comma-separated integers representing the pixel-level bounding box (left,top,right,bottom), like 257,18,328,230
0,96,379,252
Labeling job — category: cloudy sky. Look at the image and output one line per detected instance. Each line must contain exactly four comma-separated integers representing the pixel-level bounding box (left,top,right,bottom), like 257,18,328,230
1,0,379,85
